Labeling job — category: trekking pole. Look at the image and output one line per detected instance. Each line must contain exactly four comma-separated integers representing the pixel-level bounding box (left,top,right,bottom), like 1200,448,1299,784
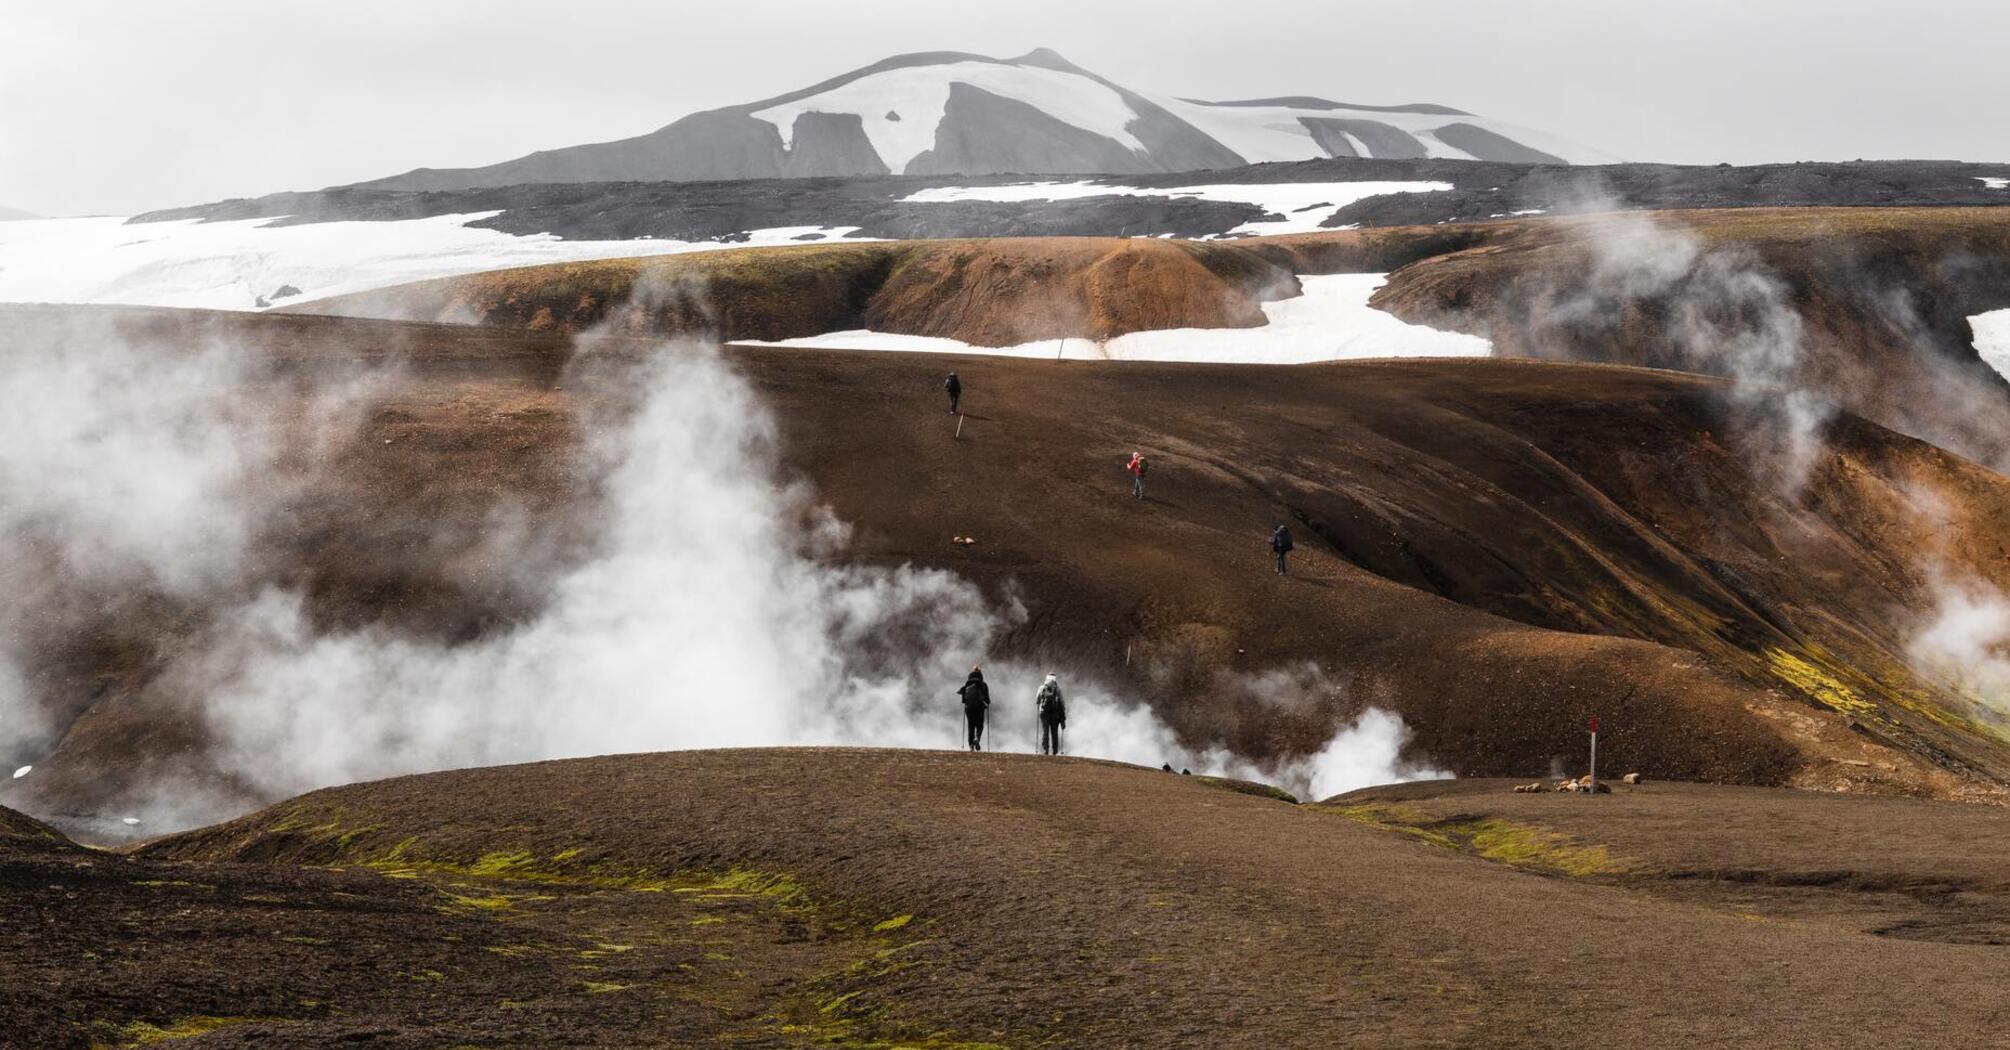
955,413,965,439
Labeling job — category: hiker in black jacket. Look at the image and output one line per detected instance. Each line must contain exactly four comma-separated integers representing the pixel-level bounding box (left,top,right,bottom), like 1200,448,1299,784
944,372,962,414
958,666,990,750
1270,523,1295,575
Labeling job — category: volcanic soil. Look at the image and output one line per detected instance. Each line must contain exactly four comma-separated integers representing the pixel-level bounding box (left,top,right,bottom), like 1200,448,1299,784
9,749,2010,1048
294,207,2010,472
8,302,2010,838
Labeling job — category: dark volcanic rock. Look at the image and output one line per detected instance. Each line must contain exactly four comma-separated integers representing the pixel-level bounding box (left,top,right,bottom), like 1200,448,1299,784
136,159,2010,248
780,111,890,178
909,82,1152,176
1301,117,1429,160
1435,122,1568,165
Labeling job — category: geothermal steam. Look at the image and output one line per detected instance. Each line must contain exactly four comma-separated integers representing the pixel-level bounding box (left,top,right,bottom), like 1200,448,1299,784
1546,204,1832,489
191,342,1434,803
2,327,1435,827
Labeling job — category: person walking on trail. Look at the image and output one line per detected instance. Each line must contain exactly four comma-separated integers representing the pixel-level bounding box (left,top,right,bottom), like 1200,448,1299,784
1270,523,1295,575
944,372,962,414
1036,673,1067,755
1126,451,1148,500
958,666,991,751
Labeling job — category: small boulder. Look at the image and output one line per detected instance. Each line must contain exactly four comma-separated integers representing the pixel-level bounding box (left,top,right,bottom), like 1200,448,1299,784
1622,772,1643,785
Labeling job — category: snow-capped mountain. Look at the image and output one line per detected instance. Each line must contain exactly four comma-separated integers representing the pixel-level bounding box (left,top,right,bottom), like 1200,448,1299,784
354,49,1612,192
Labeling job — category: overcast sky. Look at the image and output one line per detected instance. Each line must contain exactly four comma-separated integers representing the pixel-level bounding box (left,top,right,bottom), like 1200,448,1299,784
4,0,2004,216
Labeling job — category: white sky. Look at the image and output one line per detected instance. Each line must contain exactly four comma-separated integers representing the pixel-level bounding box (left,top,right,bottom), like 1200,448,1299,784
4,0,2006,216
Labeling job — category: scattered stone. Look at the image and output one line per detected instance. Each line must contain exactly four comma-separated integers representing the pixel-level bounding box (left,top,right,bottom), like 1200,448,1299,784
270,284,302,300
951,535,978,546
1622,772,1643,784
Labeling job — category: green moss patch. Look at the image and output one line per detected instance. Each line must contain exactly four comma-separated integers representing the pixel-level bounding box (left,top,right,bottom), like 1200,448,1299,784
1326,802,1636,877
109,1015,274,1045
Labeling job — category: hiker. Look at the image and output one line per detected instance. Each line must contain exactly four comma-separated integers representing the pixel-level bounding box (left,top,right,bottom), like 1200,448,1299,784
958,666,991,751
1036,673,1066,755
945,372,962,414
1126,450,1148,500
1270,523,1294,575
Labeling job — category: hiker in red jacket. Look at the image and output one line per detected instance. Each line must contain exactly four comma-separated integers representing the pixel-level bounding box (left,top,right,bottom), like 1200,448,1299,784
1126,451,1148,500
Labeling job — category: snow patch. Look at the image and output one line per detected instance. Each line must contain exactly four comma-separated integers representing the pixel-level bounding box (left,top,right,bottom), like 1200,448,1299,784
902,181,1453,236
1978,177,2010,190
1154,96,1620,166
10,765,28,779
740,273,1490,363
1972,308,2010,381
0,215,868,312
752,61,1146,172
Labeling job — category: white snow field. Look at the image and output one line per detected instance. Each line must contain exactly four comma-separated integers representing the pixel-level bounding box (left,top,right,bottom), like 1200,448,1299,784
0,182,1463,310
1973,308,2010,382
741,54,1611,171
739,273,1491,364
902,180,1454,235
753,61,1147,171
0,213,866,312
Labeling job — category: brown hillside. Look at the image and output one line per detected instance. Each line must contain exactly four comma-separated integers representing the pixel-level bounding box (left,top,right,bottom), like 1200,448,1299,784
6,749,1985,1048
294,209,2010,469
0,803,72,852
5,304,2010,840
290,237,1304,346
